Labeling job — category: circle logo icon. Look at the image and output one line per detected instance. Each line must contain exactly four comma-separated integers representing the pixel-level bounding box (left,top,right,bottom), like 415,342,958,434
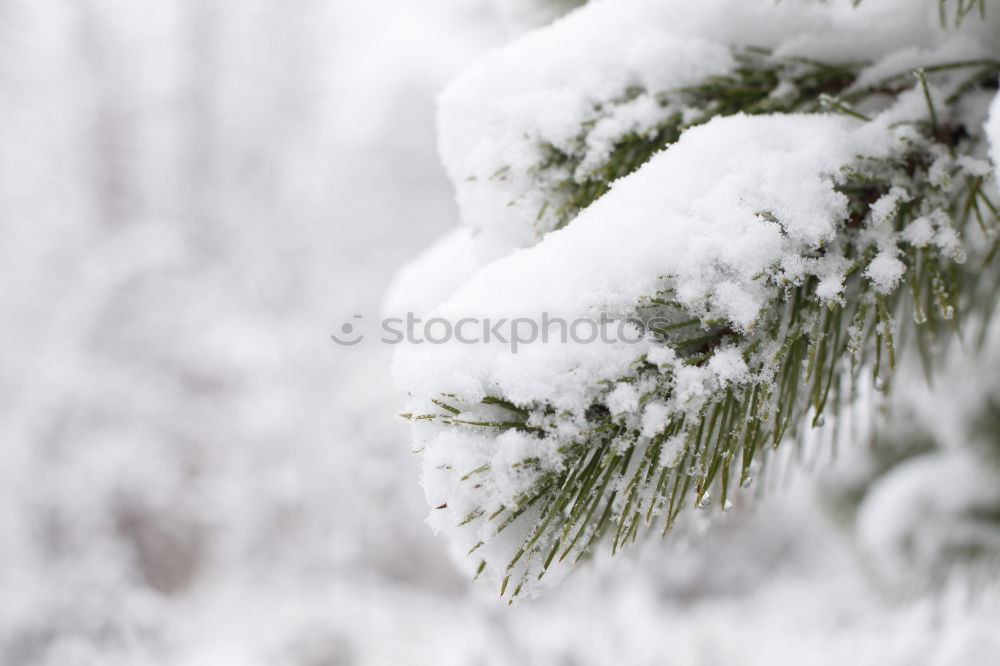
330,315,364,346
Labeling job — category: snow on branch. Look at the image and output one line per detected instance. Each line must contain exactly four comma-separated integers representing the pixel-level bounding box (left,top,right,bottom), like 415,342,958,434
394,0,1000,601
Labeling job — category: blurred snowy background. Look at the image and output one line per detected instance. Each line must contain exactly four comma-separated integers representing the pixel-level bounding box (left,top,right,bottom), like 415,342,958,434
1,1,998,664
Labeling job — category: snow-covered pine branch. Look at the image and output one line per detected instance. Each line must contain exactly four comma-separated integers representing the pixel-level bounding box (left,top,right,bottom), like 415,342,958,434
392,0,1000,601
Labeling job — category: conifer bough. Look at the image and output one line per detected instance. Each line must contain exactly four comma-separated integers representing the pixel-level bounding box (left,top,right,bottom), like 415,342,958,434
392,0,1000,600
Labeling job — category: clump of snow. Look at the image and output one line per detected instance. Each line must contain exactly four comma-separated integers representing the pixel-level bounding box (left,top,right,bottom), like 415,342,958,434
815,272,847,303
870,186,911,226
640,402,670,438
606,382,640,416
646,344,678,370
902,215,936,247
865,250,907,294
707,347,749,386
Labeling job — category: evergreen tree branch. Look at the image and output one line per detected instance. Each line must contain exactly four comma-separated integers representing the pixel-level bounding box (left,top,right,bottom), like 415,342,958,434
405,58,999,600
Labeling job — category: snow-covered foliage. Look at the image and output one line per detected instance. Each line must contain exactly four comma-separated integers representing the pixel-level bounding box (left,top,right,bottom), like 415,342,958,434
438,0,998,256
7,0,1000,663
395,0,1000,599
